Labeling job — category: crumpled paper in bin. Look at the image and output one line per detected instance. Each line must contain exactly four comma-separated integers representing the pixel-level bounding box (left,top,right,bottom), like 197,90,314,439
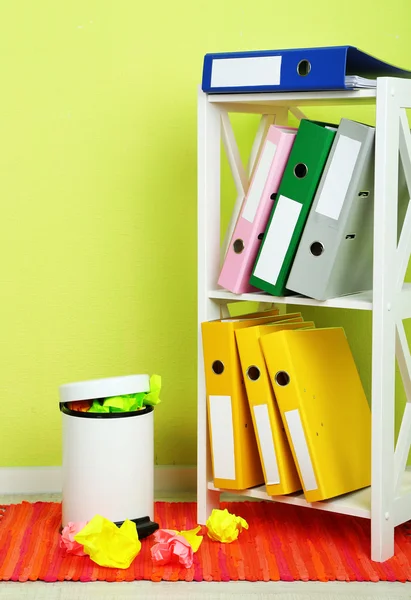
74,514,141,568
87,374,162,413
144,374,161,406
88,393,146,413
67,400,93,412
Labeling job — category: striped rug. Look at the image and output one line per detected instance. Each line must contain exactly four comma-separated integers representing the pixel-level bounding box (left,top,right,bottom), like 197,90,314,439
1,500,411,582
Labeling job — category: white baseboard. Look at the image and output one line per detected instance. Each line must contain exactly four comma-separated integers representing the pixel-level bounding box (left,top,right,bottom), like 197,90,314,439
0,465,196,496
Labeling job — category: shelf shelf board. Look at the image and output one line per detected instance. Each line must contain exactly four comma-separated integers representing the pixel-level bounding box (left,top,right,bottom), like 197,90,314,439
209,470,411,522
207,89,377,111
208,288,373,311
208,481,371,519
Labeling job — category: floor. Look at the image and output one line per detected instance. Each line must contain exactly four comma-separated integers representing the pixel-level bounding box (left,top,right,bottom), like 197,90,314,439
0,494,410,600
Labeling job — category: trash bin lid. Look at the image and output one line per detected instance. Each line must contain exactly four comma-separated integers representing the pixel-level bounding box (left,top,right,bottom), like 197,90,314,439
59,374,150,403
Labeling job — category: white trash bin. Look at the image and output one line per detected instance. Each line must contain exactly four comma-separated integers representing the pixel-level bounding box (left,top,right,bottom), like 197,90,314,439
59,374,158,538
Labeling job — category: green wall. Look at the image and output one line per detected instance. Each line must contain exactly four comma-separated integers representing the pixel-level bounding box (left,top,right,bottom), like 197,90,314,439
0,0,410,467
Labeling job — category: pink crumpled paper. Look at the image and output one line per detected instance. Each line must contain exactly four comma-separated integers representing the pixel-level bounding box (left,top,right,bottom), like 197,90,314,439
150,529,194,568
60,521,88,556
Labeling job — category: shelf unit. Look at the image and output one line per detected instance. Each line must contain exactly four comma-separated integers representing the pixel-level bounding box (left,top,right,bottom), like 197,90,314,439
197,78,411,562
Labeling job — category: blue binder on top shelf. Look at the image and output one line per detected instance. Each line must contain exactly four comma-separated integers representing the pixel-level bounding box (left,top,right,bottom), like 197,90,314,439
202,45,411,94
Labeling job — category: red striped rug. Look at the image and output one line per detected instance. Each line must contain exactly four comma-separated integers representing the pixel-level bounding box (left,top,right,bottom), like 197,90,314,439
1,500,411,582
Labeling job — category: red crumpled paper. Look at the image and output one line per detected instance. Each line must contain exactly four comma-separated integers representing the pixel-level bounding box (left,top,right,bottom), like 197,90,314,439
60,521,88,556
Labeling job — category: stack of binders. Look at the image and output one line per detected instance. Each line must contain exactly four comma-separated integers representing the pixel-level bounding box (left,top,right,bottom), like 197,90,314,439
209,45,411,301
219,116,382,301
201,313,371,501
201,308,302,491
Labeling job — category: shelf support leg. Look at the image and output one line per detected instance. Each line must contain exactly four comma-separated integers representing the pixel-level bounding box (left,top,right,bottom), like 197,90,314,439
371,78,400,562
272,107,289,126
220,113,248,259
221,113,276,258
246,114,275,178
197,87,222,523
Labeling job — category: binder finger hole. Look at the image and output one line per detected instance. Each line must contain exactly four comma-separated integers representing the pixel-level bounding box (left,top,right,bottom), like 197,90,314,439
310,241,324,256
275,371,290,386
233,239,245,254
246,365,261,381
212,360,224,375
294,163,308,179
297,59,311,77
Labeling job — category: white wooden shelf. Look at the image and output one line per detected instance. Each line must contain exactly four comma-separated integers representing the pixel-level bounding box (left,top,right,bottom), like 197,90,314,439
209,288,374,311
197,77,411,563
209,283,411,312
208,89,377,112
208,469,411,523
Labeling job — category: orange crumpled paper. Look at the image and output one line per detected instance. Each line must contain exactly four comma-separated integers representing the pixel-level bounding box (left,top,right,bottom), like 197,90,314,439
67,400,93,412
206,508,248,543
60,521,88,556
150,526,203,568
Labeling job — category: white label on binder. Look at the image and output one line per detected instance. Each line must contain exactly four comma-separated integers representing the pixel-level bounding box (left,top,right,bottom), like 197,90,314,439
253,404,280,484
243,141,277,223
253,195,302,285
209,395,236,480
210,56,282,89
285,409,318,491
315,135,362,221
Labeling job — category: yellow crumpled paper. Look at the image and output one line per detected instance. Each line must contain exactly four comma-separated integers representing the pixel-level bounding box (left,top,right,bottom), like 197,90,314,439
74,515,141,569
206,508,248,543
176,526,203,552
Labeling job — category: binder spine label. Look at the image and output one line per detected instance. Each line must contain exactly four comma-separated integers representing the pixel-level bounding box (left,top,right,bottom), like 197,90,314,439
210,56,282,89
285,408,318,491
209,395,236,480
243,141,277,223
254,195,302,285
253,404,280,484
315,135,361,220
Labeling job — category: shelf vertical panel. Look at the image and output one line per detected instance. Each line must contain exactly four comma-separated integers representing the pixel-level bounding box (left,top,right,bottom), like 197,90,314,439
197,88,222,523
371,77,400,562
